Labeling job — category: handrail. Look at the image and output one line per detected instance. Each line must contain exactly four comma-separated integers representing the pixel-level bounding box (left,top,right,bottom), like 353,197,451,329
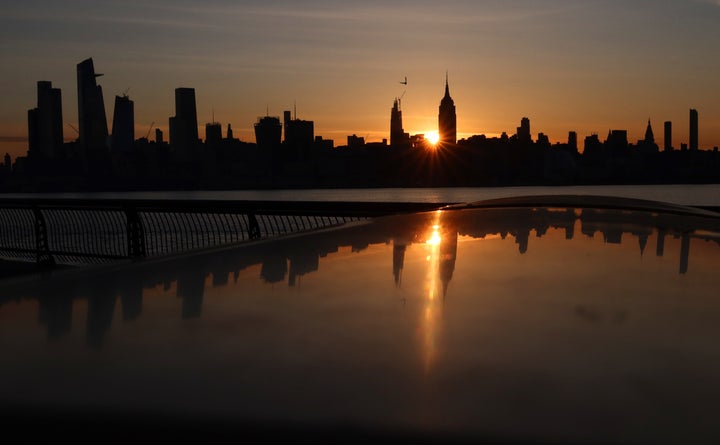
0,198,452,216
0,199,450,267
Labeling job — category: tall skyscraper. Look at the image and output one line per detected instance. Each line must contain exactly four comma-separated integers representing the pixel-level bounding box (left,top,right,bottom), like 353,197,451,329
205,122,222,146
283,109,314,160
111,94,134,152
77,58,108,152
517,117,531,143
390,98,409,149
664,121,672,151
28,80,63,160
438,73,457,146
568,131,578,153
689,108,698,150
644,119,655,144
254,115,282,150
169,87,199,161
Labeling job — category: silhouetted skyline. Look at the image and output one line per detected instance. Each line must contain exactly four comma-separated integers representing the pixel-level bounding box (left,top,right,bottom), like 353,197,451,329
2,1,720,161
3,56,720,192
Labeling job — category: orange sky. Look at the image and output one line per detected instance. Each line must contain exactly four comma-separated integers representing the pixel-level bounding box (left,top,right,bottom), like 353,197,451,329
2,1,720,159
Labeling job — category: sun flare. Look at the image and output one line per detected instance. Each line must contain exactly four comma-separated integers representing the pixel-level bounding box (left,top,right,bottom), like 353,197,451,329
426,131,440,145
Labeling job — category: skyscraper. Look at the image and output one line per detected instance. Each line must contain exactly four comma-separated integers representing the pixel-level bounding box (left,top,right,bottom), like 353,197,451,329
205,122,222,146
568,131,578,153
390,98,409,149
77,58,108,152
664,121,672,151
283,109,314,160
517,117,531,143
689,108,698,150
111,94,134,152
254,115,282,150
644,119,655,144
438,73,457,146
28,80,63,160
169,87,199,161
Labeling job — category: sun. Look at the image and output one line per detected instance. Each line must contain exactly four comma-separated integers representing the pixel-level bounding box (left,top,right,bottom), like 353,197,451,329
426,131,440,145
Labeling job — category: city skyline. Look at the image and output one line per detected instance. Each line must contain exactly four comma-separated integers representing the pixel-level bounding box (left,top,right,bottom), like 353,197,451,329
2,1,720,160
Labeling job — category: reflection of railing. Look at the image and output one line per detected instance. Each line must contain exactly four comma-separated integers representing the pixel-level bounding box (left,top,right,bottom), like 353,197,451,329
0,198,446,266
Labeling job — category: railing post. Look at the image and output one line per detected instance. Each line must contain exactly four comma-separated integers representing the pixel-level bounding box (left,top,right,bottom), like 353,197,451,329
33,207,55,267
126,206,146,259
248,213,261,239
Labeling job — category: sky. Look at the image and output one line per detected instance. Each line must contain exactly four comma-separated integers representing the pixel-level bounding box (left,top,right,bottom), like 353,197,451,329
2,0,720,159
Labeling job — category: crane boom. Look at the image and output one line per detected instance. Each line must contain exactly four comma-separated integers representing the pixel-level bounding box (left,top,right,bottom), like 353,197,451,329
145,122,155,139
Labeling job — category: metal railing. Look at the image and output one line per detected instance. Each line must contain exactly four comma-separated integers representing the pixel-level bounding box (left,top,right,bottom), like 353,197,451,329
0,198,446,267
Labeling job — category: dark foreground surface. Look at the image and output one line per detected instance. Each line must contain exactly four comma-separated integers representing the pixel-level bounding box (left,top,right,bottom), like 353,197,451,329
2,196,720,444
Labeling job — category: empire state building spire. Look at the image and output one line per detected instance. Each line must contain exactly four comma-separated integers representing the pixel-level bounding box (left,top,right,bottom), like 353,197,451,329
438,71,457,145
444,71,450,98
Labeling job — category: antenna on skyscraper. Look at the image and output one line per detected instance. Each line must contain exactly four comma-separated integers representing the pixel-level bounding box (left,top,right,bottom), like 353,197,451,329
294,100,297,120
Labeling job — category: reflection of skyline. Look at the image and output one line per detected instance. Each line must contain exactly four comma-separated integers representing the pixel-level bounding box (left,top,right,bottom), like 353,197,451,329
4,206,719,346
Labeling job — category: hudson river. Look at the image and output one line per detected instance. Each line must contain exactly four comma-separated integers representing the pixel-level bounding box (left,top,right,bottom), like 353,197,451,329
4,184,720,206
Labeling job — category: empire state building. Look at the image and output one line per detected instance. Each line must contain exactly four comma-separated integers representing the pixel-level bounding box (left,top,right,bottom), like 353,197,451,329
438,73,457,145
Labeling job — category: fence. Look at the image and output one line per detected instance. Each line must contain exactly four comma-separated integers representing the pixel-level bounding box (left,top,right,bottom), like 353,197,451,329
0,198,445,267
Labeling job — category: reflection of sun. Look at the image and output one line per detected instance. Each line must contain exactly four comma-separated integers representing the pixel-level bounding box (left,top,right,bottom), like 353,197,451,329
426,224,441,246
421,212,443,374
426,131,440,145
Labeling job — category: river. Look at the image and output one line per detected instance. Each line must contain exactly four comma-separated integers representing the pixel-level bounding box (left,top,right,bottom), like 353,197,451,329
2,184,720,206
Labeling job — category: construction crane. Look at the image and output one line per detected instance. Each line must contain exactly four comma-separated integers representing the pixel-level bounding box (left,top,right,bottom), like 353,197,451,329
145,122,155,139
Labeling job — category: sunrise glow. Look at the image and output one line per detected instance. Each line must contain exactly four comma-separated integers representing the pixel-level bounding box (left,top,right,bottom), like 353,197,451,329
426,131,440,145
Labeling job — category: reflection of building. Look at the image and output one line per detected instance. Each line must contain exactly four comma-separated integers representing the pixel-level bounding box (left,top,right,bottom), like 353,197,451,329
393,242,406,286
77,58,108,153
38,294,73,339
656,229,666,256
111,94,134,152
119,281,143,321
260,254,287,284
169,87,199,161
28,81,64,160
438,73,457,145
177,271,205,319
86,289,117,349
680,233,690,275
288,250,319,286
439,229,458,298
